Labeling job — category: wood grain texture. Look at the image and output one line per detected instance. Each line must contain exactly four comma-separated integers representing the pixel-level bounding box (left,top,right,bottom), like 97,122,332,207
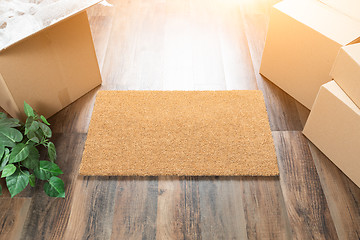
0,198,31,240
216,0,258,90
273,131,338,239
199,177,248,239
295,102,310,128
308,142,360,240
63,176,118,240
19,133,87,240
50,88,99,134
182,178,202,239
191,0,226,91
156,177,201,240
99,0,167,90
110,177,158,240
240,177,291,239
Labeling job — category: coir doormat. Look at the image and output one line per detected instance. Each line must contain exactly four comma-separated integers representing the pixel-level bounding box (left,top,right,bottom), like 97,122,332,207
79,91,279,176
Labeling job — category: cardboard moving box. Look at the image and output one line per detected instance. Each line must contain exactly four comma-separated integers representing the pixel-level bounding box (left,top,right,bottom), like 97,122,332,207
0,3,102,121
303,81,360,188
331,43,360,108
260,0,360,109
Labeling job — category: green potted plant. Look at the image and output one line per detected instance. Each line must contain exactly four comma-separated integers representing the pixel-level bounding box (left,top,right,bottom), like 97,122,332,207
0,102,65,198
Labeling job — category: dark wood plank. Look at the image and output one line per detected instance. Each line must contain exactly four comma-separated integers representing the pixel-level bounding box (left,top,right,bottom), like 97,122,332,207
183,177,202,239
156,177,201,240
273,131,338,239
295,102,310,129
19,133,87,240
63,176,118,240
308,142,360,240
199,177,248,239
110,177,158,240
156,178,184,239
240,177,291,239
0,198,31,240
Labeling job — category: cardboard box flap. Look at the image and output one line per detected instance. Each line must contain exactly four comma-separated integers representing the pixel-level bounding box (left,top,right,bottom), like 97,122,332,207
341,43,360,65
319,0,360,23
0,0,102,52
324,81,360,114
275,0,360,46
330,43,360,108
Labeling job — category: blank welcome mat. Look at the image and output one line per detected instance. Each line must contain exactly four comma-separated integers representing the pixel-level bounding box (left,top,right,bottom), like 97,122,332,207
79,90,279,176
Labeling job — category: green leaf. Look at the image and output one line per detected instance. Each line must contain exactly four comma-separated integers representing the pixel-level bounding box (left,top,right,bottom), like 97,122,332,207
25,117,33,133
40,115,50,126
0,145,4,160
44,176,65,198
39,122,52,138
6,168,29,198
25,117,39,135
0,127,23,147
30,121,39,132
29,174,36,187
21,145,40,170
9,143,30,163
48,142,56,162
25,116,33,130
24,101,35,117
26,131,39,144
1,164,16,178
0,118,21,128
34,161,63,180
0,112,6,119
0,149,9,171
35,129,44,141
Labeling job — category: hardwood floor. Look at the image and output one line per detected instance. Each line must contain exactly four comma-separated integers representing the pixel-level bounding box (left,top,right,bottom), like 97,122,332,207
1,0,360,239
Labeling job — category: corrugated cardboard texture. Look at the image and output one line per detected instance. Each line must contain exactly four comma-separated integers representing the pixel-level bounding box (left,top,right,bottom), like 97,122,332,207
79,90,279,176
0,11,101,120
260,0,360,109
303,81,360,187
331,43,360,108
